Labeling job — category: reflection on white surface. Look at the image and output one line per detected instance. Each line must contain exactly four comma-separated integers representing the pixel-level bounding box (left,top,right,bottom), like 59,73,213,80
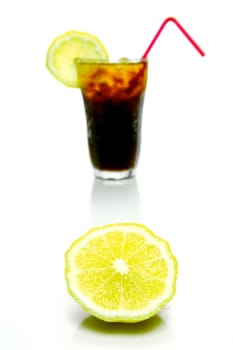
75,314,175,350
90,178,141,226
81,314,164,334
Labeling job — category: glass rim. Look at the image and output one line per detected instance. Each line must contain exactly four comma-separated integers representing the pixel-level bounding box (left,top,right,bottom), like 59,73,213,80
75,57,148,65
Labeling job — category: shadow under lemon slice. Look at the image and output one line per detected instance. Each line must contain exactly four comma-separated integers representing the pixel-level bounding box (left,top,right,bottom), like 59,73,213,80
64,222,178,323
46,31,109,88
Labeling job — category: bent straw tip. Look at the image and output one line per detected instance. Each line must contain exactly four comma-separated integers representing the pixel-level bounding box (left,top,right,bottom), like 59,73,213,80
142,17,205,58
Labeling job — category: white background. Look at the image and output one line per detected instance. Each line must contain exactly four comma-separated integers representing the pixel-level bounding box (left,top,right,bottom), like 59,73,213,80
0,0,233,349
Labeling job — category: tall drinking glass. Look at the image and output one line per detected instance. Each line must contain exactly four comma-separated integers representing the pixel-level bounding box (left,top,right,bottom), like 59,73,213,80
76,58,148,180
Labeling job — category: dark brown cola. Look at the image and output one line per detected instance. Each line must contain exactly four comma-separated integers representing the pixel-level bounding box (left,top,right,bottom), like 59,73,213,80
77,59,148,173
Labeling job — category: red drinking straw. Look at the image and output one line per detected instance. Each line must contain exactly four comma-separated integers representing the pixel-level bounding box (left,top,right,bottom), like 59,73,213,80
142,17,205,58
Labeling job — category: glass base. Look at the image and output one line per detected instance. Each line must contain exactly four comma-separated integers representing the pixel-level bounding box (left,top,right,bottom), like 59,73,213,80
94,169,136,181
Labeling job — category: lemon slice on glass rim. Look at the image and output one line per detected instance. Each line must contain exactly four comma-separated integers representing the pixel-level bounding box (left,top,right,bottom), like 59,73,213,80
46,31,109,88
65,222,178,323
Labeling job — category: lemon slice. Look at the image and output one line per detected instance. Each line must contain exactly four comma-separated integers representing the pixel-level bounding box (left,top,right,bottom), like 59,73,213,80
46,31,109,88
65,223,178,323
